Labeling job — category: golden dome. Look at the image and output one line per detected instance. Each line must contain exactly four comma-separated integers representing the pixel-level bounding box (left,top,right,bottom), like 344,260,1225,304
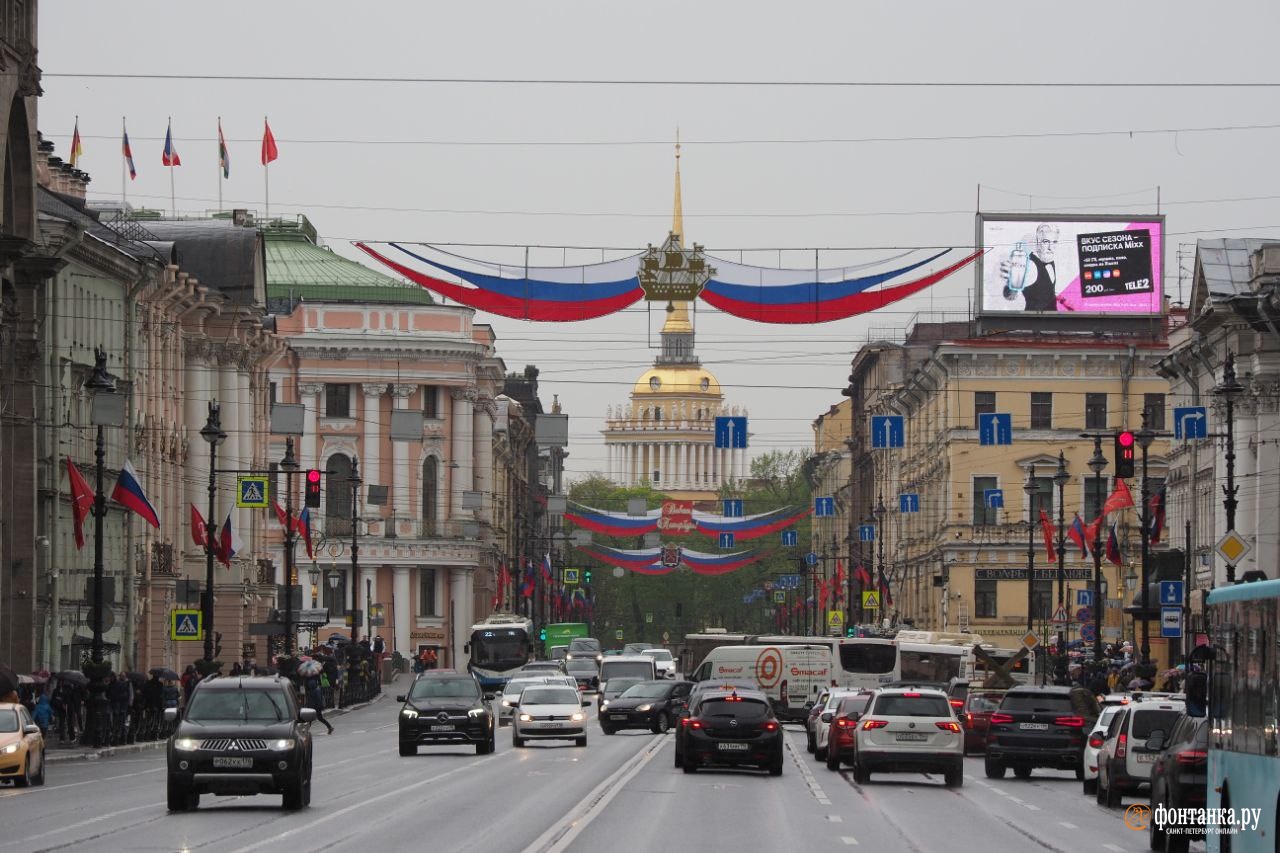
633,366,722,397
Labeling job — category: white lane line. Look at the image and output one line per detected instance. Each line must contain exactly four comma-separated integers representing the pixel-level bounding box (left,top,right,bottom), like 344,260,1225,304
827,815,843,822
1025,804,1041,811
0,801,162,847
840,837,859,846
1059,822,1078,830
1103,846,1124,852
787,737,831,805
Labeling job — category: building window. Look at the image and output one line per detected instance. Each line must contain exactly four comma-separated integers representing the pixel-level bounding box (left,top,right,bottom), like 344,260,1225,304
418,568,437,616
654,407,662,422
326,453,353,535
1143,393,1166,431
975,579,997,618
325,383,351,418
1032,581,1053,621
973,476,998,525
974,391,995,428
269,382,277,406
423,385,439,419
1030,392,1052,429
1085,393,1107,430
1084,477,1107,521
1028,475,1054,518
421,457,438,533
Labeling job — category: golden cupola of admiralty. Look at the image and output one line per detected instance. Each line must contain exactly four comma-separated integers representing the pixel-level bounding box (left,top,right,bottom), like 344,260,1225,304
602,137,749,499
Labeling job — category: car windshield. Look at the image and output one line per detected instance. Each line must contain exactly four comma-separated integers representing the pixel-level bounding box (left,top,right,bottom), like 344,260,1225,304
874,694,951,717
643,650,673,661
0,709,17,732
620,682,670,699
408,678,479,701
566,659,597,674
522,688,579,705
186,689,289,723
837,696,870,716
699,698,769,721
1001,693,1074,713
1133,709,1184,740
503,680,541,695
602,662,653,680
522,664,559,672
967,693,1004,712
825,692,856,711
569,639,601,653
605,678,642,697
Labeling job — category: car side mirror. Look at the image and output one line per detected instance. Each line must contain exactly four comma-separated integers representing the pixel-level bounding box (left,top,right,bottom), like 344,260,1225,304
582,699,591,707
23,724,40,736
483,693,495,701
956,713,968,725
299,708,318,723
848,712,861,723
395,695,407,703
821,712,833,723
1145,730,1165,752
164,707,179,722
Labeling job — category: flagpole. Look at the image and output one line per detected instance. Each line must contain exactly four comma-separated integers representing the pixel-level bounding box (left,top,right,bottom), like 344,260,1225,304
217,116,223,213
263,115,270,221
121,117,127,216
168,116,176,218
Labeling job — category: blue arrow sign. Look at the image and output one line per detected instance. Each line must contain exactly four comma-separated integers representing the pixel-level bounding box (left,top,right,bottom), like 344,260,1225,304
899,493,919,513
815,496,835,517
858,524,875,542
805,551,819,567
1076,589,1093,608
979,412,1013,446
1174,406,1207,441
723,499,743,518
718,532,735,549
1159,581,1184,606
780,529,798,547
714,416,749,449
870,415,904,449
984,488,1004,509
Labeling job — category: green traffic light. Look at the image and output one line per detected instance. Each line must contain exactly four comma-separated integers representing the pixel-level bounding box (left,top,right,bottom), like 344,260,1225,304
539,628,547,641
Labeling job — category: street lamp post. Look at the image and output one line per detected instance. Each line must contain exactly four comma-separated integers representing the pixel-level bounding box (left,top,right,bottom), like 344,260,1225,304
1053,452,1070,684
327,568,340,630
1124,564,1139,649
308,563,320,608
1213,351,1244,585
349,456,362,642
84,347,121,665
199,403,227,665
1087,437,1108,663
281,438,299,657
1136,413,1156,666
873,496,886,628
1024,465,1038,634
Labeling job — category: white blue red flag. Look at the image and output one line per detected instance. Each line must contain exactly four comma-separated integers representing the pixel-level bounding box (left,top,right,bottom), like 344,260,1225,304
162,119,181,166
110,459,160,528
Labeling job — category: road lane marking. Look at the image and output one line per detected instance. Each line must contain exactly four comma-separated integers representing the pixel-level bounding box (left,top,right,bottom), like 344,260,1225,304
0,801,163,847
1103,846,1124,852
1025,804,1041,811
840,837,859,845
827,815,843,822
1059,822,1078,829
787,737,830,805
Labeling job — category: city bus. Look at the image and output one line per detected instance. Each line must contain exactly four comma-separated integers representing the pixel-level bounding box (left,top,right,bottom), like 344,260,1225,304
466,614,534,690
1204,577,1279,852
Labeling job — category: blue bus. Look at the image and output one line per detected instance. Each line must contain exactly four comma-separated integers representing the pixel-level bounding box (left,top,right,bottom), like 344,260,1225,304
467,614,534,690
1205,578,1279,851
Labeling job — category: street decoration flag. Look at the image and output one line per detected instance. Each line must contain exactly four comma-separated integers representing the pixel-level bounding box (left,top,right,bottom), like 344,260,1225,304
1083,515,1103,557
878,570,893,608
110,458,161,529
1101,478,1135,516
297,506,314,559
216,509,245,567
541,554,554,583
190,503,207,548
70,119,83,167
519,560,535,598
854,563,873,587
65,457,94,550
217,118,230,178
1067,513,1088,557
162,119,181,166
1105,522,1122,567
1038,510,1057,563
261,118,279,164
122,125,137,179
1148,486,1166,545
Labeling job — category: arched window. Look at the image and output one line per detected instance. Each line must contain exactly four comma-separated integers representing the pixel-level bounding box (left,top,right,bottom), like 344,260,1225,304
654,407,663,422
422,457,439,534
327,453,353,535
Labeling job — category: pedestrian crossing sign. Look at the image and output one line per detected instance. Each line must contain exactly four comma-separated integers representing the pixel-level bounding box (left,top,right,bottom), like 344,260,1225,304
170,608,204,641
236,476,269,509
861,590,880,609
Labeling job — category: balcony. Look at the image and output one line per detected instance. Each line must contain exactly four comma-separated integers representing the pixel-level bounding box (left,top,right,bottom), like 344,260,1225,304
385,518,483,541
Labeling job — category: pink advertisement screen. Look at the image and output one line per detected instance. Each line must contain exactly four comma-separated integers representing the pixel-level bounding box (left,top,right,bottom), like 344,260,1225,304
980,218,1163,315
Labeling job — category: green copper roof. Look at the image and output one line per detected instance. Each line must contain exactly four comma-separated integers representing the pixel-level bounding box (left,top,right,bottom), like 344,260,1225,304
264,215,433,306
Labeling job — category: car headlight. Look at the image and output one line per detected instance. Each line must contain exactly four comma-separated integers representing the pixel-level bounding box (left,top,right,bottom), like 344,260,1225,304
518,713,533,722
501,699,514,707
468,708,487,718
401,708,419,719
173,738,199,752
571,712,586,722
268,739,294,751
1,742,20,754
636,704,653,712
599,700,609,709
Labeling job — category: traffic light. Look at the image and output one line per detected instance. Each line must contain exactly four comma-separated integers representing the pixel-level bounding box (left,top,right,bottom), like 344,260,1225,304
583,569,592,585
304,469,322,508
538,627,547,642
846,626,856,638
1114,431,1136,479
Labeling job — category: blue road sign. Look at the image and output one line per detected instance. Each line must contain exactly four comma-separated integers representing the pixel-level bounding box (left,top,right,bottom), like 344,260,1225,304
780,529,798,548
714,416,749,449
805,551,819,567
858,524,875,542
1161,606,1183,639
1076,607,1092,624
1159,581,1184,606
899,493,919,513
978,412,1013,446
170,609,203,641
1080,623,1097,643
718,532,735,549
1076,589,1093,608
723,499,743,518
814,496,835,517
778,574,801,590
870,415,904,449
1174,406,1207,441
984,488,1004,509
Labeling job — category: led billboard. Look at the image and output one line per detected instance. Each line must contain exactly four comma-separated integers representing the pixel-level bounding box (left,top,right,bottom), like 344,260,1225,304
978,215,1164,316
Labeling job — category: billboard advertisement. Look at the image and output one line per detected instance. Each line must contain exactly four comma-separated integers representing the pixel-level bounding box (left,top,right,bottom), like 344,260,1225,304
978,215,1163,316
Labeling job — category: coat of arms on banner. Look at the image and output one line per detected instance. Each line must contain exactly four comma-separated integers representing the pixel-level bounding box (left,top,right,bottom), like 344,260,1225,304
661,543,683,569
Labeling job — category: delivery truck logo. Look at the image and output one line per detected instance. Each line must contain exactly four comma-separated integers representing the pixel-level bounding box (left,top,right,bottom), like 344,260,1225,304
755,647,783,689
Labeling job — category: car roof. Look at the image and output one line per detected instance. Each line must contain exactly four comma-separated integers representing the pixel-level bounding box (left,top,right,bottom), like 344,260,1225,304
1006,685,1073,695
414,670,472,680
875,686,948,696
193,676,292,690
602,654,656,663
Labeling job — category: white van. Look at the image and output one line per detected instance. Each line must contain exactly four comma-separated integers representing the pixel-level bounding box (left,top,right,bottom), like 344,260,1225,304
689,644,833,721
598,655,657,693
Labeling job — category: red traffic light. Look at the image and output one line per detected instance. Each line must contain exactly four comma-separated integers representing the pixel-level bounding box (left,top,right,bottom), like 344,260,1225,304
1117,431,1135,448
306,469,322,484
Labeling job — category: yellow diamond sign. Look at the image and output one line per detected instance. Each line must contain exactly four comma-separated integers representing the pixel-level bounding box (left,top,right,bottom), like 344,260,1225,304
1216,531,1252,564
1021,631,1040,650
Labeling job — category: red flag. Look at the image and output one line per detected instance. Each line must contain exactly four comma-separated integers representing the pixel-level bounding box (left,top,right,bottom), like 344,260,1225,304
273,500,291,529
1101,479,1135,516
818,578,829,610
261,119,279,165
1039,510,1057,563
65,457,94,550
1105,522,1122,566
190,503,207,548
1083,515,1103,557
1148,486,1166,545
855,563,873,587
1067,513,1088,557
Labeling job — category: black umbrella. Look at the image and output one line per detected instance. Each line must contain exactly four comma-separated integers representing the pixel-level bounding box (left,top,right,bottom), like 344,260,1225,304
0,664,18,697
57,670,89,685
149,667,180,681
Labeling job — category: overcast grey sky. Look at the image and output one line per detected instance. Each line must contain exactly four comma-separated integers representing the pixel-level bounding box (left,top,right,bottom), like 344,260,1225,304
40,1,1280,480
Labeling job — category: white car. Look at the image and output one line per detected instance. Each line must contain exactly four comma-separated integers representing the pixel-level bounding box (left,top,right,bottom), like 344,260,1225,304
850,687,965,787
641,648,677,679
1096,697,1185,808
813,688,864,761
498,676,575,725
1081,704,1125,794
512,685,589,748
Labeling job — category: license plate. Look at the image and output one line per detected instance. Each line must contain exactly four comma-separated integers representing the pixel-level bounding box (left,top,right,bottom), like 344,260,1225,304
429,725,455,732
610,714,626,720
1020,722,1049,731
895,733,928,742
717,742,749,751
212,756,252,769
1136,753,1156,763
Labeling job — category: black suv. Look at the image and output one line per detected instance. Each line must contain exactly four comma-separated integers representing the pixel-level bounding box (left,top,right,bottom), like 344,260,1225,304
984,685,1094,779
1147,713,1209,853
599,680,691,734
680,689,784,776
165,676,315,811
397,670,495,756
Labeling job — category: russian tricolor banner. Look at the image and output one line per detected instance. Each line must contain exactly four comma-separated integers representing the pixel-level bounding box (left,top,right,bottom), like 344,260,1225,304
111,459,160,529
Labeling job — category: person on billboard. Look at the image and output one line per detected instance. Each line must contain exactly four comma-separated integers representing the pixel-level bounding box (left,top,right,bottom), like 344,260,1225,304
999,223,1060,311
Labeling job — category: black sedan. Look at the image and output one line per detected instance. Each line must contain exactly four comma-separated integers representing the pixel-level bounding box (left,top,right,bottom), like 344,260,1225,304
599,681,691,734
1147,713,1208,853
681,690,783,776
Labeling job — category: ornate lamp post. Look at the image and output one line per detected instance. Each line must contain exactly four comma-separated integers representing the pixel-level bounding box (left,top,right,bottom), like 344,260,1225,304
1052,452,1070,683
1123,564,1139,649
349,456,362,642
1023,465,1038,634
1087,437,1108,663
199,403,226,665
327,568,341,625
1212,351,1244,584
84,347,122,665
280,438,300,656
1136,413,1157,666
308,563,320,608
873,496,886,627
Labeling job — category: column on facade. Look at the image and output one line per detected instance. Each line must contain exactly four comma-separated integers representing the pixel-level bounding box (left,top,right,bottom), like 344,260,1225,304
236,363,253,552
393,566,411,654
674,443,684,489
218,349,242,536
361,385,383,519
1234,400,1258,558
300,383,322,468
183,341,210,547
629,443,637,485
451,390,474,522
1255,396,1278,574
450,567,472,667
391,385,414,533
474,401,494,523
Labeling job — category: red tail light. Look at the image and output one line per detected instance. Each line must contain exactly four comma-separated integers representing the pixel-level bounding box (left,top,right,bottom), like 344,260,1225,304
1088,733,1104,749
1175,749,1207,766
834,718,850,729
990,713,1014,725
689,720,704,730
1116,732,1127,759
949,699,964,709
680,717,689,727
1054,716,1085,728
965,714,975,730
862,719,889,730
902,692,921,698
935,721,961,733
764,721,778,731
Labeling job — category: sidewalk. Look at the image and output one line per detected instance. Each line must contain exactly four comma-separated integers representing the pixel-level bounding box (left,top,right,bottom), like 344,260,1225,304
45,690,389,764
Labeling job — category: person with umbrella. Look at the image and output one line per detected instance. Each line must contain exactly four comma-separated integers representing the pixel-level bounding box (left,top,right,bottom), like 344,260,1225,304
298,659,333,735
